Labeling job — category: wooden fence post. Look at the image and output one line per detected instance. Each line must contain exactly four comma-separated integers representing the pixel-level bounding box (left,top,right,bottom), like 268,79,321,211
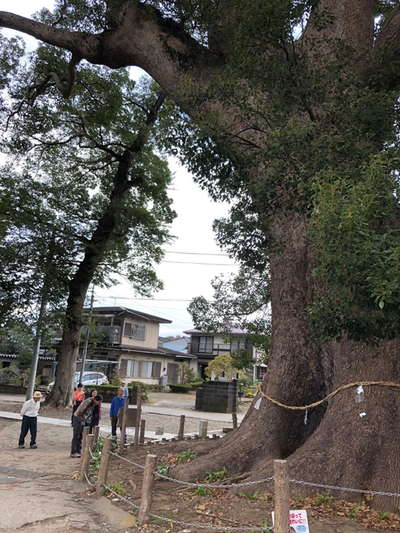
138,454,157,525
199,420,208,438
177,415,185,440
274,459,290,533
96,437,112,496
81,426,90,459
93,425,100,445
139,419,146,444
134,384,142,447
119,399,128,453
232,412,238,429
80,434,94,481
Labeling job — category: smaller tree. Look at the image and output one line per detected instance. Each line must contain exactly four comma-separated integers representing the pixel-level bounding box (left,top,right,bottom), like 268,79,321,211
180,362,196,384
205,353,245,381
188,265,271,361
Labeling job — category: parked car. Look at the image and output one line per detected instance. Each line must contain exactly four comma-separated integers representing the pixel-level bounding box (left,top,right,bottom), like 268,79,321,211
47,371,109,392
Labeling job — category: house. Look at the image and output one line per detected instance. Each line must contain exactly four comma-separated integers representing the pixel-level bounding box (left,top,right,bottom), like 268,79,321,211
184,328,267,381
77,307,197,385
160,336,189,353
0,352,56,377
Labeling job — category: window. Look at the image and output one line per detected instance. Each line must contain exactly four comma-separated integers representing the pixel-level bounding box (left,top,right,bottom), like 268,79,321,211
123,322,146,340
198,336,213,353
256,366,267,380
152,362,161,378
138,361,152,378
127,360,135,377
231,337,247,352
125,360,161,378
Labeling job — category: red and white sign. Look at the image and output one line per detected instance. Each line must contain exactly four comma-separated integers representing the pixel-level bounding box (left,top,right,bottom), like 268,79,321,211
272,509,310,533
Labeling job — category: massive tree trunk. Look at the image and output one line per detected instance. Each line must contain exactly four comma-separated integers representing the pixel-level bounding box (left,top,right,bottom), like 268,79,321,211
2,0,400,502
176,213,327,479
289,338,400,503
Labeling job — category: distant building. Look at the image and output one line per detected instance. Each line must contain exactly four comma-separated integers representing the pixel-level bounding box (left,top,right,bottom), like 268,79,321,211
75,307,196,385
184,328,267,380
160,337,189,353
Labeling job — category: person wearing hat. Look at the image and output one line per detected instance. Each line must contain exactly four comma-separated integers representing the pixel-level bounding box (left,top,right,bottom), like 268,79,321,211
18,391,42,449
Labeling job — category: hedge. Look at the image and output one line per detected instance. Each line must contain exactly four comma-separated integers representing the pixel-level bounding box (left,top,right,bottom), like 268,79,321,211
93,382,148,403
169,383,193,393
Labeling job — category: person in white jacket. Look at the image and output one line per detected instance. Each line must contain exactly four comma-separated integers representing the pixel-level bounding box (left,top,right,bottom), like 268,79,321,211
18,391,42,449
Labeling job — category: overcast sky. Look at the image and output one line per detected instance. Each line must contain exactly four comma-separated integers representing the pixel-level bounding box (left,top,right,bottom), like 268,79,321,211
2,0,239,336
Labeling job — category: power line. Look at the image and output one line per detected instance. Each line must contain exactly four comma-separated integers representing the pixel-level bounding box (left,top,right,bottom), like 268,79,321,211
95,296,193,302
165,250,229,257
162,260,235,266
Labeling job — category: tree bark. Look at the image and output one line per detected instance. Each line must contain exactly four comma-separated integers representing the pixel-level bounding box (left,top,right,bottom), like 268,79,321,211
47,170,132,406
288,338,400,506
175,213,327,479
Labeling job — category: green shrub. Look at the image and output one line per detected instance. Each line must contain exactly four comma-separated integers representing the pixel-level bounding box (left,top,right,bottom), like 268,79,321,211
169,383,193,393
0,365,23,385
128,381,149,402
94,383,148,403
189,380,204,389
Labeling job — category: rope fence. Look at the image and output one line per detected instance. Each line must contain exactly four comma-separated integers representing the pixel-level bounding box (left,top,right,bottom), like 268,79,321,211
103,482,270,531
257,380,400,411
290,479,400,498
80,426,400,533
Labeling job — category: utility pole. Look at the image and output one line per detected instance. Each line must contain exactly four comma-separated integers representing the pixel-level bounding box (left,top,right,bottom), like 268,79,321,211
26,236,56,401
26,295,47,400
79,286,95,384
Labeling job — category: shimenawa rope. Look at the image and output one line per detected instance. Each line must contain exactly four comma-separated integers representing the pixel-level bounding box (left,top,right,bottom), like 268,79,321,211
256,381,400,411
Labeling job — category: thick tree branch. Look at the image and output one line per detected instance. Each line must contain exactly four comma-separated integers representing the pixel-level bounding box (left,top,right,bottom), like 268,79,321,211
303,0,375,60
0,4,262,160
0,11,100,60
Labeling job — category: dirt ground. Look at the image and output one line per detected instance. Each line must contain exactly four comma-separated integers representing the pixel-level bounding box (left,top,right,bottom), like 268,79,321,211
104,441,400,533
1,409,399,533
0,418,135,532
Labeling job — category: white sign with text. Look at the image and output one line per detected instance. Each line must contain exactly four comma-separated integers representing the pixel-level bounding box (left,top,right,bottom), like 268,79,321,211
272,509,310,533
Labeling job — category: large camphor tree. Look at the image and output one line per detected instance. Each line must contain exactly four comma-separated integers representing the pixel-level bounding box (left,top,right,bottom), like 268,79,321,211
2,0,400,497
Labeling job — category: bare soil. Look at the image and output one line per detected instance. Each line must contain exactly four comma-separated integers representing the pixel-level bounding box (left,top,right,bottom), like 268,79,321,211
104,440,400,533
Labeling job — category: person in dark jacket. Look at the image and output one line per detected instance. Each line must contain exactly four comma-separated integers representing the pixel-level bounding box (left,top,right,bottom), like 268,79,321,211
70,395,102,458
110,388,125,438
87,388,101,431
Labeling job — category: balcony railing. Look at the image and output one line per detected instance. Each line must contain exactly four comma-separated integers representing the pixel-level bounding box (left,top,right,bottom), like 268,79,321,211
188,342,251,357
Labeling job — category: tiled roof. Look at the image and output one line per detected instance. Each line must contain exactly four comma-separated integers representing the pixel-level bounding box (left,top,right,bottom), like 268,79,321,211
183,328,248,335
0,353,55,361
86,306,172,324
111,345,192,358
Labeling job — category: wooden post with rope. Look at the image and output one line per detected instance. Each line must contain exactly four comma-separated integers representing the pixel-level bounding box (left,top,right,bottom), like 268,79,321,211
232,412,238,429
96,437,112,496
177,414,185,440
134,383,142,447
119,399,128,454
82,425,90,452
274,459,290,533
80,434,94,481
79,426,90,469
138,454,157,525
139,418,146,444
92,425,100,445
